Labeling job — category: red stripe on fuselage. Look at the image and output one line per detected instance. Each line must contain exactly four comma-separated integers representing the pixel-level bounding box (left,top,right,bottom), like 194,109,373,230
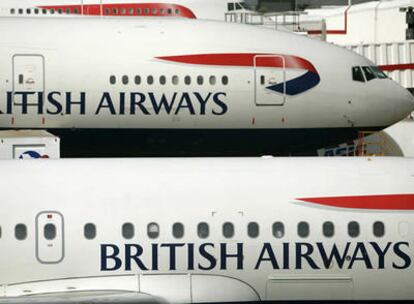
156,53,318,73
38,3,196,18
297,194,414,210
379,63,414,72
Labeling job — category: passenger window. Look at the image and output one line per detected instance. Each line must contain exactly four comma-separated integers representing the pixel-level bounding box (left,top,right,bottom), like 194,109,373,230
175,9,180,14
104,8,110,15
160,8,165,14
260,75,265,85
209,76,216,85
152,8,157,14
18,8,23,14
135,75,141,85
167,8,172,14
222,76,229,85
58,8,63,14
113,8,118,14
197,75,204,85
122,223,134,239
223,222,234,238
18,74,24,85
147,75,154,85
272,222,284,238
147,222,159,239
373,221,385,237
160,75,166,85
26,9,31,14
172,222,184,238
34,8,39,14
65,8,70,14
50,9,55,14
144,8,149,14
172,75,179,85
352,67,365,82
197,222,209,238
74,8,79,14
184,76,191,85
109,75,116,85
348,221,360,238
10,8,15,14
42,9,47,14
247,222,259,238
84,223,96,240
323,221,334,238
136,8,141,14
122,75,129,85
362,66,376,81
44,223,57,240
15,224,27,240
298,221,309,238
129,8,134,15
121,8,126,15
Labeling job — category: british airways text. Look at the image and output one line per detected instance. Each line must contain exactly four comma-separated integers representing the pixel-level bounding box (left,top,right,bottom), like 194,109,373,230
1,91,228,115
101,242,411,271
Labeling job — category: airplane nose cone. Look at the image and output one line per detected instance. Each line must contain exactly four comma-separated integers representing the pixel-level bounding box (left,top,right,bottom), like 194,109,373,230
395,86,414,120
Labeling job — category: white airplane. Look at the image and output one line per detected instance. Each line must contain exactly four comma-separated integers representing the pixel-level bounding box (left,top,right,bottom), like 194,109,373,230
0,0,251,20
0,17,413,156
0,157,413,303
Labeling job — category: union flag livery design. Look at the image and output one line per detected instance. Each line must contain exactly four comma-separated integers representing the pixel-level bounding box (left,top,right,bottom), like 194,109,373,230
157,53,321,96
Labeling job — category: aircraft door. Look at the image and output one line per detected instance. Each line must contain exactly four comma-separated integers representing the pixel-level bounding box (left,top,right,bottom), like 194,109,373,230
254,55,286,106
12,55,44,105
36,211,64,264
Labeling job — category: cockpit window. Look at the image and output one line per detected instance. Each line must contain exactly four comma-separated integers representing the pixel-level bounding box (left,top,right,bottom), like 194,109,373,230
362,66,376,81
235,3,243,10
352,67,365,82
239,2,248,9
227,3,235,11
370,66,388,79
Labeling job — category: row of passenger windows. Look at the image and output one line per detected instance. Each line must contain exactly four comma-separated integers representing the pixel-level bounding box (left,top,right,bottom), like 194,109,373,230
5,220,386,241
352,66,388,82
9,7,182,16
110,75,230,86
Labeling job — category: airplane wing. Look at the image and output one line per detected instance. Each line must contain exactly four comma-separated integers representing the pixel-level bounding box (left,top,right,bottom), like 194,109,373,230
0,291,167,304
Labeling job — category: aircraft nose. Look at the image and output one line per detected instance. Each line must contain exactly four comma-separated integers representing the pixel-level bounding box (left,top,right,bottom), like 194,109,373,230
394,85,414,120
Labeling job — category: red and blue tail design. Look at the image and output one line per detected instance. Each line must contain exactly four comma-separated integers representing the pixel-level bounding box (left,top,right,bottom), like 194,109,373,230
156,53,320,96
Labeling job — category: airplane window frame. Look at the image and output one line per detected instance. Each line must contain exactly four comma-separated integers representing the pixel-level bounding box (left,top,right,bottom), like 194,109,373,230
362,66,377,81
352,66,365,83
122,75,129,85
147,75,154,85
135,75,141,85
122,222,135,239
172,222,185,239
209,76,216,85
172,75,179,85
197,75,204,85
323,221,335,238
247,222,259,238
160,75,166,85
223,222,235,238
348,221,360,238
44,223,57,240
15,223,27,241
184,76,191,85
147,222,159,239
272,221,285,238
298,221,310,238
222,76,229,85
197,222,209,239
84,223,97,240
373,221,385,237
